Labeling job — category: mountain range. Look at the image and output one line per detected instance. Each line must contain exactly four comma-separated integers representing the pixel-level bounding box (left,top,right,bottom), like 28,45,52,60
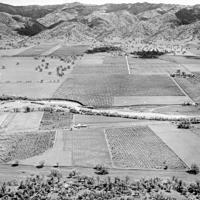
0,2,200,45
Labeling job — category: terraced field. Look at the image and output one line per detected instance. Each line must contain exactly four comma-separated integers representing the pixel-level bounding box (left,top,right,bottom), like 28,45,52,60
53,74,184,107
105,126,187,169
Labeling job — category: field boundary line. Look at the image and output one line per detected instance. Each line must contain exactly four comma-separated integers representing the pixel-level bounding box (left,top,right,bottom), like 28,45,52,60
125,56,130,74
168,74,196,105
104,129,115,168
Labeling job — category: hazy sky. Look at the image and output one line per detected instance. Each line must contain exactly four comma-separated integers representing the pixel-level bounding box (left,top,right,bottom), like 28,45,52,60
0,0,199,6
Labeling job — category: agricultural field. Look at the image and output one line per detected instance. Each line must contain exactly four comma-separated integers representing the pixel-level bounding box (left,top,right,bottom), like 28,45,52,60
105,126,187,169
150,123,200,167
21,128,111,167
40,111,73,130
174,76,200,103
67,128,111,167
0,130,55,162
6,112,43,132
17,43,58,56
72,55,128,74
53,74,185,107
113,96,191,106
0,57,70,83
0,56,75,98
51,45,89,56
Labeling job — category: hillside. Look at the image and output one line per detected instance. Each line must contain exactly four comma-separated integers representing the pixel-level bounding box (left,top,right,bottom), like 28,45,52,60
0,2,200,45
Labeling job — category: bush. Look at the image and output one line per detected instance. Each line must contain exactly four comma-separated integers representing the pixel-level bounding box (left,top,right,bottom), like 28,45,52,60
36,161,45,169
11,160,19,167
94,164,109,175
177,121,191,129
190,163,200,174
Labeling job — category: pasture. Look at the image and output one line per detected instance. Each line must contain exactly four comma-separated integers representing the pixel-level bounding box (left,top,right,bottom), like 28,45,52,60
0,56,74,98
105,126,187,169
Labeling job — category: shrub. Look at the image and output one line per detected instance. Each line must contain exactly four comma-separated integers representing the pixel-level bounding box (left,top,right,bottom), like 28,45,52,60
177,121,191,129
189,163,200,174
11,160,19,167
36,161,45,169
94,164,109,175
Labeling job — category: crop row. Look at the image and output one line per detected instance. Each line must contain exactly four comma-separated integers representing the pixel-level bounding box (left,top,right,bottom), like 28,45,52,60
105,126,187,169
0,131,55,162
40,111,73,130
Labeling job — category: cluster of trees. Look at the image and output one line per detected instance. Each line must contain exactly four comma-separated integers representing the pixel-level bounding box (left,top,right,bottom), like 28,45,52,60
86,46,122,54
1,170,200,200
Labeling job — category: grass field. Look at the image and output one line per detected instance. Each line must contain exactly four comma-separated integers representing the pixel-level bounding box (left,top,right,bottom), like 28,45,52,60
150,123,200,167
105,126,187,169
53,74,184,107
6,112,43,132
51,45,89,56
40,111,73,130
68,129,111,167
0,57,70,83
0,82,60,98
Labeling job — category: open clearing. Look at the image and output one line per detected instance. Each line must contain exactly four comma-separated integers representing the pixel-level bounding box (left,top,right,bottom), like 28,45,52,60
150,123,200,167
6,112,43,132
0,82,60,98
51,45,89,56
53,74,184,107
0,57,70,83
113,96,192,106
105,126,187,169
17,43,58,56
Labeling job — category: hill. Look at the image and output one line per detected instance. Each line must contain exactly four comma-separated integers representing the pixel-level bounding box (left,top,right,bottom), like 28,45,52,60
0,2,200,45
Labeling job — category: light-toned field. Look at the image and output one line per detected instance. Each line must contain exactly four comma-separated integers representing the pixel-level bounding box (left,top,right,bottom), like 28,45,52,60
69,128,111,167
113,96,192,106
51,45,89,56
6,112,43,132
17,43,58,56
0,57,70,83
0,113,9,126
0,82,60,98
105,126,187,169
183,64,200,72
150,123,200,167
